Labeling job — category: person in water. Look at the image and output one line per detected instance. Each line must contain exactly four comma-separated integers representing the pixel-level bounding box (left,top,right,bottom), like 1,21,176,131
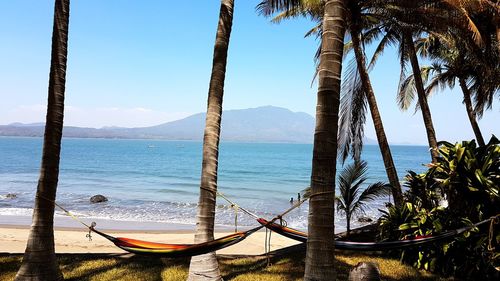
290,197,294,204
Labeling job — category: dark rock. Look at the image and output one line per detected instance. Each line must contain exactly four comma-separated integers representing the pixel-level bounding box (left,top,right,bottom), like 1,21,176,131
90,194,108,203
358,216,373,223
348,262,381,281
5,193,17,199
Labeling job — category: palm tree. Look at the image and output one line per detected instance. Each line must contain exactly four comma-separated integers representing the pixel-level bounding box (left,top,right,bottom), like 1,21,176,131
380,0,499,161
303,1,347,279
334,160,390,236
402,30,440,163
187,1,234,280
259,0,347,279
258,0,405,207
15,0,70,280
398,40,487,146
366,1,442,162
342,0,404,207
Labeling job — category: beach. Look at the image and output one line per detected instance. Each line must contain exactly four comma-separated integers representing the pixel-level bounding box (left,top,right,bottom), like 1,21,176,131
0,138,431,257
0,215,300,256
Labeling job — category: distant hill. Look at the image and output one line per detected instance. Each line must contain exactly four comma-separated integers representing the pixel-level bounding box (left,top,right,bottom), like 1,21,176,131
0,106,378,144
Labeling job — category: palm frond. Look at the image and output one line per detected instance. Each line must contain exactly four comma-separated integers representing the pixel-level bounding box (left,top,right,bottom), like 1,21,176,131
397,70,417,111
367,31,395,71
256,0,304,16
338,56,367,163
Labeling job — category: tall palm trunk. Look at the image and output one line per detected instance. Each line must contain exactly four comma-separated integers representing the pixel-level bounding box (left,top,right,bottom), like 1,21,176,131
403,32,439,163
304,1,346,280
15,1,70,280
459,77,485,146
350,27,403,208
188,1,234,280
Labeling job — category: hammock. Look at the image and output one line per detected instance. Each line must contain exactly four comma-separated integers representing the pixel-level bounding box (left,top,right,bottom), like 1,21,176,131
257,217,494,251
90,225,263,257
46,195,264,257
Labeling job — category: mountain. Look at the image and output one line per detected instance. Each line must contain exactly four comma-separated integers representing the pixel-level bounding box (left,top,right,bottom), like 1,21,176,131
0,106,377,144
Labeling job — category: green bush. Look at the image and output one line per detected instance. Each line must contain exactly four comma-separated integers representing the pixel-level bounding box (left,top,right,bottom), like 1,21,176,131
379,136,500,280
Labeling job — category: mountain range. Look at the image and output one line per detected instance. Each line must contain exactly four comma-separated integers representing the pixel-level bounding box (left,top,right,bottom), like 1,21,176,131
0,106,377,144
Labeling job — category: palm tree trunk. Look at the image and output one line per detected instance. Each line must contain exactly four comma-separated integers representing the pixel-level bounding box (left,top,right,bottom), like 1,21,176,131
15,1,70,280
403,32,439,163
350,27,403,208
188,1,234,280
459,77,485,146
304,1,346,280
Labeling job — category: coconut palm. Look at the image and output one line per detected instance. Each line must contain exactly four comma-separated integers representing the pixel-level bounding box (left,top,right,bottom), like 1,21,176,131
302,1,346,279
398,39,487,146
259,0,346,279
258,0,405,207
333,160,391,236
187,1,234,280
15,0,70,280
363,1,442,162
380,0,499,161
399,0,500,147
401,30,440,163
341,1,404,207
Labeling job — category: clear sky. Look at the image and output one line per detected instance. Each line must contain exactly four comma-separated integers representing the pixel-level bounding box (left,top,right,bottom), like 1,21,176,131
0,0,498,145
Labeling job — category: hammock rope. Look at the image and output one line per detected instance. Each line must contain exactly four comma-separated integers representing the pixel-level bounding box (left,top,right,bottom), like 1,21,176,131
216,191,259,219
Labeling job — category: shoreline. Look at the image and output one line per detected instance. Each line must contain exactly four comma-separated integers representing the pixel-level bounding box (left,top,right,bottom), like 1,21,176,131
0,214,287,232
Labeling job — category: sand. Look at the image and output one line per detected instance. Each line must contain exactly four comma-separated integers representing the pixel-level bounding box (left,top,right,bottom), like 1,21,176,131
0,223,301,256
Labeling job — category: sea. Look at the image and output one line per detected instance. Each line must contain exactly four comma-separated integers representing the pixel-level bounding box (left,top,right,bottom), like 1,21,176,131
0,137,430,232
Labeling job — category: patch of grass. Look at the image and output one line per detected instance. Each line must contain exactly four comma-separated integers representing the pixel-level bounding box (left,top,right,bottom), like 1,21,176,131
0,251,455,281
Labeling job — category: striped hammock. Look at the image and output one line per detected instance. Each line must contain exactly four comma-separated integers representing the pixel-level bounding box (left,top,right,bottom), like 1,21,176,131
90,226,263,257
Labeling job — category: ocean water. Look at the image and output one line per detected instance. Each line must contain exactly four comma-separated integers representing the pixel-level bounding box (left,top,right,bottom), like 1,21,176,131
0,137,430,231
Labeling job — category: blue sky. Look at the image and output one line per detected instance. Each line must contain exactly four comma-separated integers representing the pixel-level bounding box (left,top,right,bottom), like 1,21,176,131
0,0,498,145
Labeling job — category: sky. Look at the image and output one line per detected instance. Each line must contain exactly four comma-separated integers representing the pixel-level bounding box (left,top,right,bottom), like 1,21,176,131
0,0,498,145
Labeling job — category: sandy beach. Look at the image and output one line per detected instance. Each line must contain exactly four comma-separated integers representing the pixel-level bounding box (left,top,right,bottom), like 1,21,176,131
0,215,301,256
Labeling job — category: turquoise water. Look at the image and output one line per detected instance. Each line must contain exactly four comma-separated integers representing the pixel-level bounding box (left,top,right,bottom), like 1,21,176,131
0,137,430,230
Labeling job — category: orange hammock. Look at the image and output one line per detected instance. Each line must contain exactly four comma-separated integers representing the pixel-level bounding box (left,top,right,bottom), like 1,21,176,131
47,195,264,257
90,225,263,257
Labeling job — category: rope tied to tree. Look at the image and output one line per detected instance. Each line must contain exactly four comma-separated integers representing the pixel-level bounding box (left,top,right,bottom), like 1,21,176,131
36,194,92,229
36,194,97,241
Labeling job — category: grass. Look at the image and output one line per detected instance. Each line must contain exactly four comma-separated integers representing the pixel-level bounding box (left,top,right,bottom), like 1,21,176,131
0,250,455,281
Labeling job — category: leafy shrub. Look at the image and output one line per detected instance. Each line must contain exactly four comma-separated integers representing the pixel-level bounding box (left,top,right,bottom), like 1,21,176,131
379,136,500,280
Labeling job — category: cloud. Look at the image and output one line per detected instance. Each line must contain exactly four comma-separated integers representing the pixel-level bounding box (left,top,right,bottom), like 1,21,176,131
2,104,191,128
